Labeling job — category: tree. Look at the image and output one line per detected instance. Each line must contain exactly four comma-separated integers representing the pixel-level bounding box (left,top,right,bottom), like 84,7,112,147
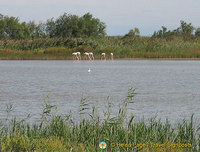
46,18,56,38
125,29,135,37
0,14,6,39
124,27,140,38
0,13,106,39
195,28,200,37
134,27,140,36
81,13,106,37
97,22,106,36
152,21,195,39
54,13,80,37
34,23,46,38
180,20,194,36
4,16,25,39
46,12,106,38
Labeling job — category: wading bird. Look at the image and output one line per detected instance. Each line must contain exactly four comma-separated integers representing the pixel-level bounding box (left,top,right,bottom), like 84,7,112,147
110,53,114,60
84,52,91,60
72,52,79,60
89,52,94,60
76,52,81,60
101,53,106,60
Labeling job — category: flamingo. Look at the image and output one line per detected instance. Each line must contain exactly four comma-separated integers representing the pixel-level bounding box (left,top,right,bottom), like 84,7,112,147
101,53,106,60
110,53,114,60
89,52,94,60
84,52,91,60
72,52,79,60
76,52,81,60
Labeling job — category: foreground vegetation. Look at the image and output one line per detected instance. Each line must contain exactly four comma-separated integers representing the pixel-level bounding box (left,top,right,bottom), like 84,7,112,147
0,89,199,151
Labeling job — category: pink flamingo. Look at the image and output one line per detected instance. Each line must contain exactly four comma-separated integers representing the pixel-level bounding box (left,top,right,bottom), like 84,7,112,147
101,53,106,60
110,53,114,60
76,52,81,60
72,52,79,60
84,52,91,60
89,52,94,60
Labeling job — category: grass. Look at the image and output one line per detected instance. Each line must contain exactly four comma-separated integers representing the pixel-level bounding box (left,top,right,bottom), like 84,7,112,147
0,37,200,59
0,88,199,151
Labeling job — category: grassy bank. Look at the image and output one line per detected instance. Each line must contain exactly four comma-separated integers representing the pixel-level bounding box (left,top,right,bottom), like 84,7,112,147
0,89,199,151
0,37,200,59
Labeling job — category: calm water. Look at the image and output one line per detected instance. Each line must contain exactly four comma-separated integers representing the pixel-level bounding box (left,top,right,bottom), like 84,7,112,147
0,60,200,123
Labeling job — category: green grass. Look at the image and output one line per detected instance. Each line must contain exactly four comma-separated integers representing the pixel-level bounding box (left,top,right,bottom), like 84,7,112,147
0,36,200,59
0,88,199,151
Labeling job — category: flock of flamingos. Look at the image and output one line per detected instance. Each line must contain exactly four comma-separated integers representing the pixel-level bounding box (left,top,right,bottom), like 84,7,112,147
72,52,114,60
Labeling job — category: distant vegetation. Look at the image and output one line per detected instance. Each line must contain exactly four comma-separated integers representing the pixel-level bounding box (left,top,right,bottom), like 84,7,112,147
0,13,200,59
152,20,200,39
0,12,106,39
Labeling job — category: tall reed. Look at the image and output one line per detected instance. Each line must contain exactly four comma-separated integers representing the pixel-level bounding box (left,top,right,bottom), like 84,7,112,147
1,37,200,59
0,88,199,151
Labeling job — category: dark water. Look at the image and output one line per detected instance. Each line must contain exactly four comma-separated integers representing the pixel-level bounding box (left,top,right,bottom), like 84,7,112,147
0,60,200,123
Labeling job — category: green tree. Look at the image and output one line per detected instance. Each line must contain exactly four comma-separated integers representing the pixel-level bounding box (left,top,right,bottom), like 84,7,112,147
152,21,194,39
180,20,194,36
81,13,106,37
97,22,106,36
33,23,46,38
195,28,200,37
46,12,106,38
134,27,140,36
0,14,6,39
0,13,106,39
126,29,135,37
124,27,140,38
4,16,25,39
54,13,80,37
46,18,56,38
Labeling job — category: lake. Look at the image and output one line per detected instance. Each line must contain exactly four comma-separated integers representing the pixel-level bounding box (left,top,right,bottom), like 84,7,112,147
0,60,200,123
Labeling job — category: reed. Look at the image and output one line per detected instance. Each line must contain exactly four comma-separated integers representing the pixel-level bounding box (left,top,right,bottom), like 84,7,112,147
0,88,199,151
0,37,200,59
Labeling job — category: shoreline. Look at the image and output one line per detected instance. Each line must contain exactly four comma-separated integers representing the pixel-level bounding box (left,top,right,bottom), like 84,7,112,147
0,58,200,60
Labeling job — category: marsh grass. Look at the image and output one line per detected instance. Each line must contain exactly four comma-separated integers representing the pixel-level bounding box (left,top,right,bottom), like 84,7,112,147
0,88,199,151
0,37,200,59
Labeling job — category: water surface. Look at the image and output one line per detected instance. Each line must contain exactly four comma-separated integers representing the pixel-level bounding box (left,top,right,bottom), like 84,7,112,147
0,60,200,123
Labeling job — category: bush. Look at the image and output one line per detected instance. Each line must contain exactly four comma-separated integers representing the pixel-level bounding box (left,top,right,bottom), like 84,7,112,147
35,136,66,152
1,132,30,152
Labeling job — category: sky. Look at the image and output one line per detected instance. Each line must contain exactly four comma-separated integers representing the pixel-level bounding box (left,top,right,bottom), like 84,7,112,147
0,0,200,36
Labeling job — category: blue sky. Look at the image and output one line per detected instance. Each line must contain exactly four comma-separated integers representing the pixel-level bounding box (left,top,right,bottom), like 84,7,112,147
0,0,200,36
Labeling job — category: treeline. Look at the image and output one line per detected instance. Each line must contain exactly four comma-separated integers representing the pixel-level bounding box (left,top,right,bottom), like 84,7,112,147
0,13,106,40
123,21,200,40
152,21,200,39
1,12,200,40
